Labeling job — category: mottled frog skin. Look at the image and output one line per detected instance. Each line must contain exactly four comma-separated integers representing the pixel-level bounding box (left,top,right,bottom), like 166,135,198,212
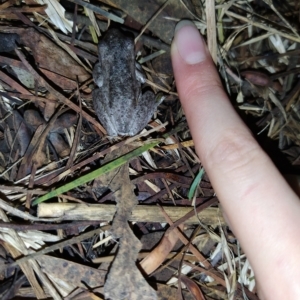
93,29,159,136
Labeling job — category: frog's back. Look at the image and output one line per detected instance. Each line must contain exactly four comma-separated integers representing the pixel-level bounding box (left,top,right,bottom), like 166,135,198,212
99,29,135,80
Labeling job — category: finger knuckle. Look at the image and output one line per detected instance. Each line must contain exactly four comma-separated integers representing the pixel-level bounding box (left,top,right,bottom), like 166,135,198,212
207,129,260,175
181,70,224,101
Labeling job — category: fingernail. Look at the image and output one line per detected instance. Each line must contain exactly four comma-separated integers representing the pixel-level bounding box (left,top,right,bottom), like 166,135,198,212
174,20,206,65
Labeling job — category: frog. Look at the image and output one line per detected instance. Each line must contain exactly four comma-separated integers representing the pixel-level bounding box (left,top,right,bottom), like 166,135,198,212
92,28,161,136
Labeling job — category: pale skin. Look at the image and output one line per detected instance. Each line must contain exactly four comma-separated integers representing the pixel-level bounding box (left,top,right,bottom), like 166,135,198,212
171,21,300,299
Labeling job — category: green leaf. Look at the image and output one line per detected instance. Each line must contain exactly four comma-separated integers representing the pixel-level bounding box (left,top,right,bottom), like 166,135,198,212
188,168,205,200
32,141,159,206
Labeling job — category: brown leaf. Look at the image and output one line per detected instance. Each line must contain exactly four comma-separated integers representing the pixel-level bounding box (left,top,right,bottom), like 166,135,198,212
181,275,206,300
94,145,157,299
21,28,90,83
24,109,45,128
36,255,106,289
156,283,196,300
48,132,70,157
241,70,271,87
140,224,183,275
39,68,78,90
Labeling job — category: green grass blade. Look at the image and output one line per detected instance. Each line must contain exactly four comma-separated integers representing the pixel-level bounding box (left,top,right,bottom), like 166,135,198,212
188,168,205,200
32,141,159,206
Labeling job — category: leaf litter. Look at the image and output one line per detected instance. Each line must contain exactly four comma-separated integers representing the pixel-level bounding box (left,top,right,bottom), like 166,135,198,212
0,0,299,299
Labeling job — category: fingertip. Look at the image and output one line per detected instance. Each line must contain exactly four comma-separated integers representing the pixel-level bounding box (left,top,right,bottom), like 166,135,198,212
174,20,196,33
172,20,207,65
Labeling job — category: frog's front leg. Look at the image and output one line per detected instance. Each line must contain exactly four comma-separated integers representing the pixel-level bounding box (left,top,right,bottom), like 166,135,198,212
93,62,103,88
135,63,146,84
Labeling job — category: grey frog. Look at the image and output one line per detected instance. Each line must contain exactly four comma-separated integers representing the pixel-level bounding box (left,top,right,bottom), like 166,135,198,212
92,29,159,136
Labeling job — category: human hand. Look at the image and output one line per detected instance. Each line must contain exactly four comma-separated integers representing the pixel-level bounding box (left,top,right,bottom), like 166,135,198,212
171,20,300,300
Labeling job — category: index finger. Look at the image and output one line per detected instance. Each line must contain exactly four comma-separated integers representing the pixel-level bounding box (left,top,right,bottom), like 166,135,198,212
171,21,300,299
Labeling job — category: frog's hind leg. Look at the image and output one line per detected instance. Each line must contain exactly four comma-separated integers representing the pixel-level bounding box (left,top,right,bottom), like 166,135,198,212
93,89,119,136
128,91,158,136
